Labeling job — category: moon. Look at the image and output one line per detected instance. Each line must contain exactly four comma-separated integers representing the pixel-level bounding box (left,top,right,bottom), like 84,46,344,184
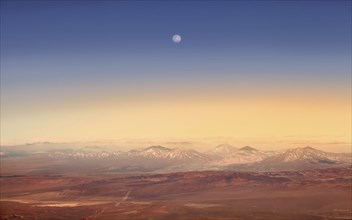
172,34,182,43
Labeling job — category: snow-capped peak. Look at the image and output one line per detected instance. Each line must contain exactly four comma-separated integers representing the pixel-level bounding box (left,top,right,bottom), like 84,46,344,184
266,146,339,163
239,146,257,152
134,146,172,158
213,144,238,155
128,146,208,161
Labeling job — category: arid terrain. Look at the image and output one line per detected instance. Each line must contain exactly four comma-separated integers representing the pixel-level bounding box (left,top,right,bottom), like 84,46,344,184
1,144,351,219
1,167,351,220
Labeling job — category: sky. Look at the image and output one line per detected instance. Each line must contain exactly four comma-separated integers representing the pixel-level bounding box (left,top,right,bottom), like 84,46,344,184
1,1,351,151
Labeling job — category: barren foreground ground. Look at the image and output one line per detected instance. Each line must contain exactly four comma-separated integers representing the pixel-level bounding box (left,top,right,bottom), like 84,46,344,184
1,168,351,220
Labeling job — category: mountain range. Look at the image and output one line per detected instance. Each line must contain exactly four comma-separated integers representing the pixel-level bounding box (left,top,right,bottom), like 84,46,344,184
1,144,351,173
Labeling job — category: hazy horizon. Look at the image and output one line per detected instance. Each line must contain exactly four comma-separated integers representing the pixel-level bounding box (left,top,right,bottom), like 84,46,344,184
1,138,351,153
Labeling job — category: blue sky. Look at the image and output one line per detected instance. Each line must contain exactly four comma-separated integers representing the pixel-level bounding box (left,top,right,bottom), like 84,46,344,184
1,1,351,147
2,1,351,87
